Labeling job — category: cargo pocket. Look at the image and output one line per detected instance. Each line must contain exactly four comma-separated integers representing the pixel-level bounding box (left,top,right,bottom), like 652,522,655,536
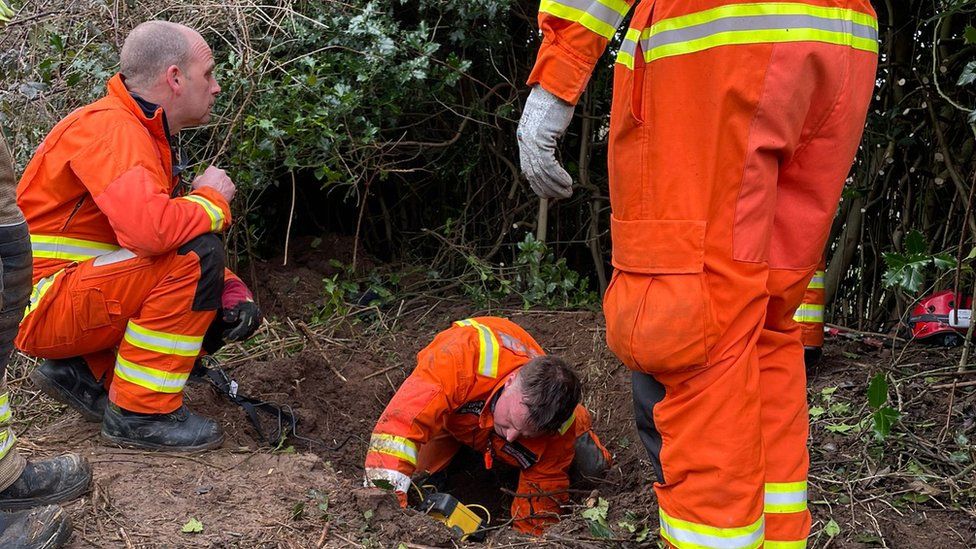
71,288,113,331
603,216,711,374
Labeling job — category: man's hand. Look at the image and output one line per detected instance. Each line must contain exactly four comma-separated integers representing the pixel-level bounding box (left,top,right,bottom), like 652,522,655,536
192,166,236,203
220,277,261,342
222,300,261,341
516,85,576,199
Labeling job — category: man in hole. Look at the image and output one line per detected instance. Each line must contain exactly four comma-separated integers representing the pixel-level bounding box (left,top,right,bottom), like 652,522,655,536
364,316,611,535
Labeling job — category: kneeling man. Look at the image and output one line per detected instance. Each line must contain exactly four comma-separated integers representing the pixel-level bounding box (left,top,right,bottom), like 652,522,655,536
365,316,611,535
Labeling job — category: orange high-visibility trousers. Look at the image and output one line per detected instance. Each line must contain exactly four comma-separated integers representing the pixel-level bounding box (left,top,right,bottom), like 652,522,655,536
795,258,826,350
16,234,224,414
602,2,878,547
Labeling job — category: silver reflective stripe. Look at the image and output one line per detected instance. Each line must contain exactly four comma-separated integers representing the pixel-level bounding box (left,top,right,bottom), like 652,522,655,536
124,323,202,356
643,14,877,53
620,35,638,57
31,241,110,259
0,393,10,423
660,509,764,549
766,491,806,504
794,304,824,322
0,430,15,460
92,248,137,267
364,468,412,493
114,359,188,392
548,0,627,30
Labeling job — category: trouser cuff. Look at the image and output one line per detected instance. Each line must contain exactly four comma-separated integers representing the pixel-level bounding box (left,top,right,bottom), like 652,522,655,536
0,446,27,492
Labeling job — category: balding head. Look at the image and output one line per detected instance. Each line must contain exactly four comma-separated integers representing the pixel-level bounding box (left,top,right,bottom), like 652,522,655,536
120,20,198,91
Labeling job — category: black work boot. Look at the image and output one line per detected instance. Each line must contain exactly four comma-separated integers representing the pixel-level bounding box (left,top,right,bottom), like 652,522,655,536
0,455,91,511
802,346,824,368
29,358,107,422
0,505,71,549
101,404,223,452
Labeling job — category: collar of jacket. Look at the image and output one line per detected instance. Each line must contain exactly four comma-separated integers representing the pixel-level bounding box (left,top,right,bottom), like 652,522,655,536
106,74,171,145
478,371,516,431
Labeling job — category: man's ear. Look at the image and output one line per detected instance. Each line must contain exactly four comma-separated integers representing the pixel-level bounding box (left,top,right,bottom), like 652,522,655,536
165,65,182,93
504,374,516,388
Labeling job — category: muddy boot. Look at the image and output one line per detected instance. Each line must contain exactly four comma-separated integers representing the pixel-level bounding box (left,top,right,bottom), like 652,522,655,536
0,455,91,511
101,404,223,452
802,346,823,368
29,358,107,422
0,505,72,549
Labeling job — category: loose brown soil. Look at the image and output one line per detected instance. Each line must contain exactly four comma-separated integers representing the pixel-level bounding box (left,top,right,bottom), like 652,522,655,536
9,248,976,547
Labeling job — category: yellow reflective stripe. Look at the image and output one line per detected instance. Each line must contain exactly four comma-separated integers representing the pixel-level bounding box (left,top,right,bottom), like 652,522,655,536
765,541,807,549
540,0,630,40
558,412,576,435
765,481,808,514
659,508,764,549
0,393,10,424
454,319,501,378
646,28,877,62
30,234,120,262
616,27,641,68
23,269,65,319
180,195,225,232
793,303,824,323
123,321,203,358
0,429,15,461
650,3,876,34
617,2,878,69
368,434,419,465
114,356,189,394
808,270,825,289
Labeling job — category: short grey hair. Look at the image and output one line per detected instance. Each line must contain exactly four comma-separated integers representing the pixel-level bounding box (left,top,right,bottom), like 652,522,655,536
120,20,193,89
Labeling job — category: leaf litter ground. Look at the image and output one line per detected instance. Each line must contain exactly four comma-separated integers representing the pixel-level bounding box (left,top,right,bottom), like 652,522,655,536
6,253,975,547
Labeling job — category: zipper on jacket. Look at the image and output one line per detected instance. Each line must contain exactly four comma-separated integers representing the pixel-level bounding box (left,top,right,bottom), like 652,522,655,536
60,196,86,231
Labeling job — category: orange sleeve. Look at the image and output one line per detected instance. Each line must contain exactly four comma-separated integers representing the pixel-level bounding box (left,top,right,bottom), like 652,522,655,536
511,433,575,535
68,120,231,257
526,0,636,104
364,329,474,497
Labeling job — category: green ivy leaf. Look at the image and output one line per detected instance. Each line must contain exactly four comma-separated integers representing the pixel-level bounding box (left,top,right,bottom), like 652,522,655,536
181,518,204,534
825,519,841,537
867,373,888,409
808,406,826,418
966,26,976,45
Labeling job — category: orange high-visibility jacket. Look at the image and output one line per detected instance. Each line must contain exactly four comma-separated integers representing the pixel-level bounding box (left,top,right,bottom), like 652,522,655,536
17,74,233,284
365,316,599,535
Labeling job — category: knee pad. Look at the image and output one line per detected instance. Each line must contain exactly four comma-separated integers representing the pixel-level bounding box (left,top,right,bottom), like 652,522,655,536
0,222,31,371
178,234,225,311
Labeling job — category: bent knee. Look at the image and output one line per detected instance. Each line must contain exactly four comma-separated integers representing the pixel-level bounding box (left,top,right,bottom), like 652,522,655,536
178,235,225,311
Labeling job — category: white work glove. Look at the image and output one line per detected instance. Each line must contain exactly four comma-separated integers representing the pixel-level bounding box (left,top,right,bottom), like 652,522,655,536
517,85,576,199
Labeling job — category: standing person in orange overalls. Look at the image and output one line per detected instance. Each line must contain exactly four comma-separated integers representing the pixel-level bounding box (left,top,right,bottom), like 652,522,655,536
16,20,261,452
794,259,825,367
517,2,878,547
